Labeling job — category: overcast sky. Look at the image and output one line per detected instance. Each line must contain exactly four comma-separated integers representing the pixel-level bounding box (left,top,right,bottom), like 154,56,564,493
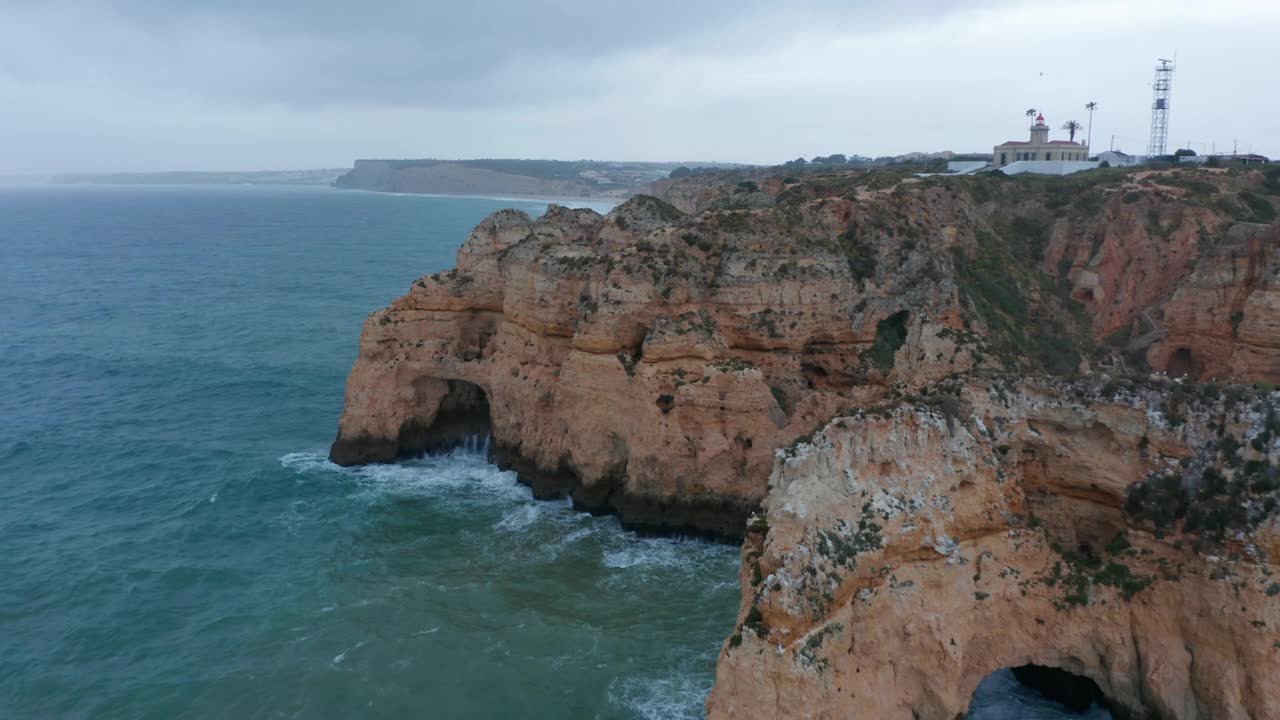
2,0,1277,173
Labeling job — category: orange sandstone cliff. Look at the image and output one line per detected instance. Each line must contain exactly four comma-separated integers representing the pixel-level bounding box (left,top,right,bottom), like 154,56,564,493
709,379,1279,719
331,167,1280,716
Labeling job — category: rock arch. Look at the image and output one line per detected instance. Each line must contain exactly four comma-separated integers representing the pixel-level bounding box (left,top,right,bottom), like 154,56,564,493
967,664,1115,718
399,378,492,455
330,377,491,465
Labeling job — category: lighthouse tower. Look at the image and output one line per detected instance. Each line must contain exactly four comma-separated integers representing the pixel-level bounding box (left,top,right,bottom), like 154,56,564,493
1030,113,1050,144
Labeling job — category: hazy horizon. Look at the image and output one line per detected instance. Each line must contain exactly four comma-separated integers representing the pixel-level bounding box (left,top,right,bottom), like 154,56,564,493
4,0,1278,174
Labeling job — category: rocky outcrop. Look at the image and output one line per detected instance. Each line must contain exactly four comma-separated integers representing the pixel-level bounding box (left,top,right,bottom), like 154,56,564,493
709,379,1279,719
648,173,783,215
330,194,972,536
334,170,1120,531
332,166,1280,715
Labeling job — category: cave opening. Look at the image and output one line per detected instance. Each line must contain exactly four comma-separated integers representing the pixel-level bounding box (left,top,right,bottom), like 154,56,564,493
399,379,492,457
967,664,1114,719
1164,347,1194,378
1072,287,1096,303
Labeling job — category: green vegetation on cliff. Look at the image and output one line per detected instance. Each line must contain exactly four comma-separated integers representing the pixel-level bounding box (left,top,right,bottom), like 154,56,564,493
950,213,1092,377
1124,388,1279,549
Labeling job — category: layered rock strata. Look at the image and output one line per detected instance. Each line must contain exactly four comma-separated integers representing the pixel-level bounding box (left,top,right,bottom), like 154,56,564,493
329,197,938,536
332,167,1280,715
708,378,1279,719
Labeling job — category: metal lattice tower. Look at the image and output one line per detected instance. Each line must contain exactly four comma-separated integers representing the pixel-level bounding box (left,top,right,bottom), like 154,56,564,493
1147,59,1175,157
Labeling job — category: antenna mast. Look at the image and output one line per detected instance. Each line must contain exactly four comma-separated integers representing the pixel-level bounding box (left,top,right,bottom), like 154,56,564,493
1147,58,1175,157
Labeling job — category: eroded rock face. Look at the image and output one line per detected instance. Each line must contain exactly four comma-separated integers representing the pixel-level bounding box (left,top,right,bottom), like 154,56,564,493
330,209,828,535
331,190,987,535
1149,222,1280,384
708,380,1280,719
333,170,1278,533
1044,173,1280,382
330,167,1280,715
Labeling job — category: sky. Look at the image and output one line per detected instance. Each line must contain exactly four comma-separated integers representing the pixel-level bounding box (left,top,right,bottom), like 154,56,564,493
2,0,1277,173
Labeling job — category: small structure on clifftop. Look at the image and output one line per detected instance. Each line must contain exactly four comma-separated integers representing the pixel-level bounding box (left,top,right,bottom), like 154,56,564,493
993,114,1090,166
991,113,1098,176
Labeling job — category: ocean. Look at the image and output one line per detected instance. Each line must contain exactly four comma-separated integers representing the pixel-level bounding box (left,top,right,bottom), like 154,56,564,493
0,184,1107,719
0,185,736,719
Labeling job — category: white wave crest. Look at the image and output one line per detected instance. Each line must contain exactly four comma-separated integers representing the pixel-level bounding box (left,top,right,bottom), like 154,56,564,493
493,504,543,531
279,450,342,474
279,449,529,505
279,446,737,581
602,535,734,570
331,640,368,666
606,672,712,720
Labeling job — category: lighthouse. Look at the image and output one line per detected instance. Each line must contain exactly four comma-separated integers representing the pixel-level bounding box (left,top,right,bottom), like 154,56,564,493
992,111,1089,168
1031,113,1050,144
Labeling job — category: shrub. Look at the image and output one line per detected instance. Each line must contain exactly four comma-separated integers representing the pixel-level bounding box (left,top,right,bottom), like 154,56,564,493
949,221,1091,376
1124,473,1187,527
1239,191,1277,223
1263,166,1280,194
838,226,877,287
865,311,909,369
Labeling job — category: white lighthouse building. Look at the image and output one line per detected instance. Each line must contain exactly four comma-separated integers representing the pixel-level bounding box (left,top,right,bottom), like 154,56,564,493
993,114,1089,167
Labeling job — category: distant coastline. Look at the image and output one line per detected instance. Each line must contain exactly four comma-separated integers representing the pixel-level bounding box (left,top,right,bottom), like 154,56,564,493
43,157,756,209
338,186,621,210
333,158,740,204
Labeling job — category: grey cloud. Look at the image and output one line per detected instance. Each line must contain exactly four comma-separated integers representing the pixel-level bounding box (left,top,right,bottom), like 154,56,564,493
2,0,1275,173
5,0,1003,109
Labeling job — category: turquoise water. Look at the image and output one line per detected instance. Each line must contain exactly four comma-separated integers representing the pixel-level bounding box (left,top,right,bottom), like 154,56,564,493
0,186,740,719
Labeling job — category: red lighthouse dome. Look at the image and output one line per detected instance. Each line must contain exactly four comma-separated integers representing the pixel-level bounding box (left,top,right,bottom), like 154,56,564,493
1035,113,1046,126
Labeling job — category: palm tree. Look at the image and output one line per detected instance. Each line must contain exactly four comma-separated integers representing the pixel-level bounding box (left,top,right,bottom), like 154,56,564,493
1084,102,1098,148
1062,120,1084,143
1026,108,1038,124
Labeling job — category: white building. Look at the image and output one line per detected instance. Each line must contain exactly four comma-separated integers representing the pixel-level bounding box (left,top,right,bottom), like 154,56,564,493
1097,150,1143,167
993,114,1089,167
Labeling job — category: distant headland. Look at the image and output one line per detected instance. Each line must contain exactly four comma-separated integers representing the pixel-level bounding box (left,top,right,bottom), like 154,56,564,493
332,158,740,201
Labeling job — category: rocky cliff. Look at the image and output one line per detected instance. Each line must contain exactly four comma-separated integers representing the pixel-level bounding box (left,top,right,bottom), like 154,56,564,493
708,378,1279,719
331,166,1280,715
